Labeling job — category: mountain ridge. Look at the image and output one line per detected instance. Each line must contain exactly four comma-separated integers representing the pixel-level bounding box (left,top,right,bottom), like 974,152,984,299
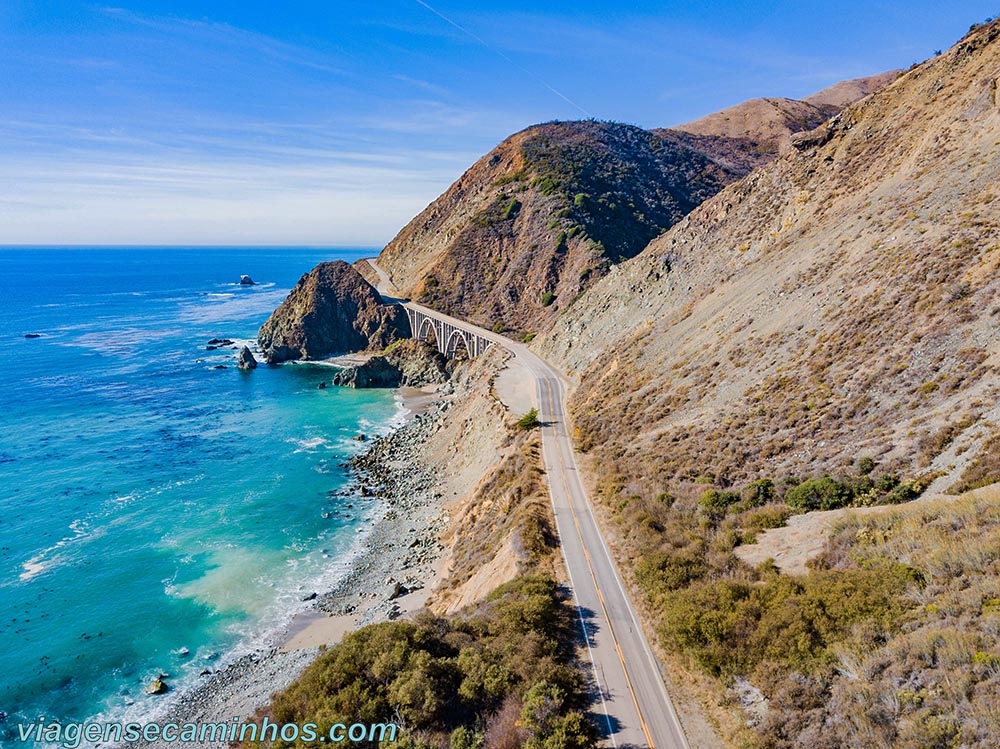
374,73,894,339
538,20,1000,494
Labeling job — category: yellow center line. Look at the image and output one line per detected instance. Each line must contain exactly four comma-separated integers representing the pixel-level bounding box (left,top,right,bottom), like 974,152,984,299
543,379,656,749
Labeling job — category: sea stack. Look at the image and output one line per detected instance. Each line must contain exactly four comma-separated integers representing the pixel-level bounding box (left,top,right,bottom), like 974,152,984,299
239,275,255,285
257,261,408,364
237,346,258,370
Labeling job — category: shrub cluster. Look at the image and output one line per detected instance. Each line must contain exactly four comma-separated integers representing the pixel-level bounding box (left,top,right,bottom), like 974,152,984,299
247,577,596,749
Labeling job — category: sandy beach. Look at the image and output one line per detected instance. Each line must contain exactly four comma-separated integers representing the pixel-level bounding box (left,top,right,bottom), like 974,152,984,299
126,386,449,749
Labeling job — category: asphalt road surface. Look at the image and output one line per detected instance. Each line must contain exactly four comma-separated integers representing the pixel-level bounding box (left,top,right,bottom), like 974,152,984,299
367,260,689,749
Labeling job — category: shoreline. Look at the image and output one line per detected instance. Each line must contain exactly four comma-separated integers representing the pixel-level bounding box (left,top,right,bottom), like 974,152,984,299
127,385,448,749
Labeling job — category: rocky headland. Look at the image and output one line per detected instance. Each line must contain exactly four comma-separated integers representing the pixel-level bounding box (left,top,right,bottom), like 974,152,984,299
257,260,407,364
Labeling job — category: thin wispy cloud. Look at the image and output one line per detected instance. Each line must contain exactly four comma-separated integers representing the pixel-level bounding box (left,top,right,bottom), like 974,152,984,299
410,0,593,117
1,1,990,245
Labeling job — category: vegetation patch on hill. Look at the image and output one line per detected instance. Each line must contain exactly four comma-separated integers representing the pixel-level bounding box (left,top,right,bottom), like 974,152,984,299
241,577,596,749
599,472,1000,746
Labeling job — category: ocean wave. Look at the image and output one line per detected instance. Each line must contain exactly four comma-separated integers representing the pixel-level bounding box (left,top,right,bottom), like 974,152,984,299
56,327,182,354
177,288,288,325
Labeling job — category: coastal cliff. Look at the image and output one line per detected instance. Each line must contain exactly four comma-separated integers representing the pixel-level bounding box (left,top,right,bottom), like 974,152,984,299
257,260,407,363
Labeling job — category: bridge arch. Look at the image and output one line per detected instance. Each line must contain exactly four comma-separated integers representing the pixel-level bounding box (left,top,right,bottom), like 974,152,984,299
416,317,440,349
403,306,492,359
445,329,471,359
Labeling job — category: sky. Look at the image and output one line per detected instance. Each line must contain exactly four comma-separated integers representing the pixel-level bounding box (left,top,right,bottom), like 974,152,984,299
0,1,995,246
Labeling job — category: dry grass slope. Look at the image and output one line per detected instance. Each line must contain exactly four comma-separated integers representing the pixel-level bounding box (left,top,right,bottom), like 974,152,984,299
542,19,1000,502
534,18,1000,748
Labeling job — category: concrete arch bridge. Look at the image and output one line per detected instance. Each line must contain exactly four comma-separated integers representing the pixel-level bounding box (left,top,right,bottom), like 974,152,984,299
404,306,493,359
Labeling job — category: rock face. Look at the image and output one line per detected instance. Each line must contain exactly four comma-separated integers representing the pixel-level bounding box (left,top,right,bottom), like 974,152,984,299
237,346,258,370
332,340,449,389
332,356,401,388
239,275,255,285
257,261,408,364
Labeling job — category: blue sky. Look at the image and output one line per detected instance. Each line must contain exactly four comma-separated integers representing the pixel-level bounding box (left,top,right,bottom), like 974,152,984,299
0,1,994,246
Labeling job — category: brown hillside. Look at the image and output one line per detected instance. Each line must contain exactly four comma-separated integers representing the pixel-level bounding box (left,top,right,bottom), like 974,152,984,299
673,72,896,156
675,97,840,155
803,69,900,108
539,20,1000,499
377,79,889,340
377,121,753,338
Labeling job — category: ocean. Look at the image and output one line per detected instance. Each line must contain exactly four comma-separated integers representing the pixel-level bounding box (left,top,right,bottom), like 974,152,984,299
0,248,400,743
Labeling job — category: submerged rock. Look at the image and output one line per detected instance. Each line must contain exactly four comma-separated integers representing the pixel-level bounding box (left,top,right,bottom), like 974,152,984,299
237,346,258,370
257,261,408,363
23,333,41,339
239,274,256,285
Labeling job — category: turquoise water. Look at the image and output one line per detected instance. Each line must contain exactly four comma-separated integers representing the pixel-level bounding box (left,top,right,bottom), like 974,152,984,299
0,248,398,741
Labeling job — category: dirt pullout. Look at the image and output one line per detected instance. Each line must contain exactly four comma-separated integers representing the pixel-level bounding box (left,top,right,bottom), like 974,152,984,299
735,483,1000,575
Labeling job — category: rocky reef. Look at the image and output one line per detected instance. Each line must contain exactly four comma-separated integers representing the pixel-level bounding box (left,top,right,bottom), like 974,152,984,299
257,261,408,364
331,340,449,388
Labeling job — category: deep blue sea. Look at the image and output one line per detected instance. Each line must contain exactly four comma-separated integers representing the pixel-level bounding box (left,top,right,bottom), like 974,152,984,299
0,248,399,743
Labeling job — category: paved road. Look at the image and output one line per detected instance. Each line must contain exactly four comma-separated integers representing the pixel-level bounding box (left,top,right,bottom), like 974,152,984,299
365,260,689,749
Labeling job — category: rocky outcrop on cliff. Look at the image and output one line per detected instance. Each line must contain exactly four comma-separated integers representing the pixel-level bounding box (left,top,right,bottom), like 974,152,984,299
332,357,401,388
332,340,449,388
258,261,408,364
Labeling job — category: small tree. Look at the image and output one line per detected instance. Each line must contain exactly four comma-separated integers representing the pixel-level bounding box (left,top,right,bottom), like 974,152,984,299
517,408,541,430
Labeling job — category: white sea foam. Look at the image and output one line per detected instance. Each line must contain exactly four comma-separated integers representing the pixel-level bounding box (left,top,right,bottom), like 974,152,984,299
19,519,103,582
288,436,331,452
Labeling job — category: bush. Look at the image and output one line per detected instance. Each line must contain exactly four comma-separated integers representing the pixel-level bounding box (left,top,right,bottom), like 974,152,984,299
784,476,852,511
540,291,555,307
660,565,915,677
856,456,876,475
698,488,741,516
517,408,542,430
741,478,775,508
251,577,594,749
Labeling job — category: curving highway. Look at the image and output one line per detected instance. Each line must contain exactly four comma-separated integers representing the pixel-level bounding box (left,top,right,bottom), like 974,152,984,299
366,260,689,749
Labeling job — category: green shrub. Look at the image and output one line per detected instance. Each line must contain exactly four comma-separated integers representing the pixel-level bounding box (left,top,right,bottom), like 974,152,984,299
636,549,707,591
741,478,775,508
698,488,741,516
517,408,542,430
254,577,593,749
502,198,521,220
856,456,876,475
540,291,555,307
660,565,915,677
784,476,852,511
